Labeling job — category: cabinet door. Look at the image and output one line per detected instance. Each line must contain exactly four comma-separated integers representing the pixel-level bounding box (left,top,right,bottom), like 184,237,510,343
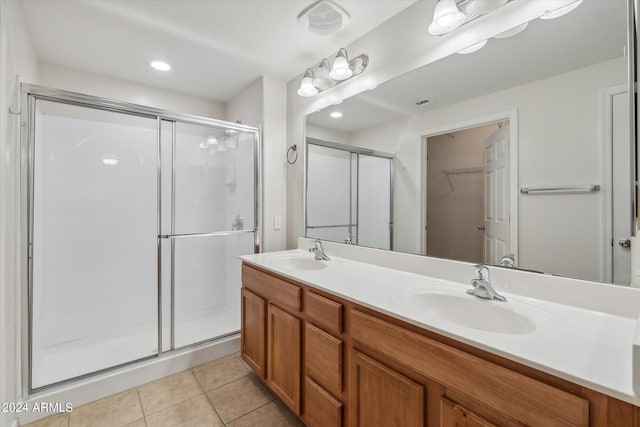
441,398,498,427
241,288,266,378
268,304,301,414
350,350,425,427
304,377,343,427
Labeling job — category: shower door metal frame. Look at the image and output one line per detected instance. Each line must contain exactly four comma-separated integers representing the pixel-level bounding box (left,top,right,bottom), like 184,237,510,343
304,137,394,249
20,84,261,395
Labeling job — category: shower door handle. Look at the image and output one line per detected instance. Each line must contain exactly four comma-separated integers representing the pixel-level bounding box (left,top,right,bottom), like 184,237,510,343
159,230,255,239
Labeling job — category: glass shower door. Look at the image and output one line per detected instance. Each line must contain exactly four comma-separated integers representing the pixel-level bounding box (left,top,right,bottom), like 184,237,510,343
306,143,353,243
166,122,256,349
30,100,159,389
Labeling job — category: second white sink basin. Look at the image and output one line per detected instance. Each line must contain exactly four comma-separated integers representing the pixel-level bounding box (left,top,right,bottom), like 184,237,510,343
270,254,328,271
407,293,536,334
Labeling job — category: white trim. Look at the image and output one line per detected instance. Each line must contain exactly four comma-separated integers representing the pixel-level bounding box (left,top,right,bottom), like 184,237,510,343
417,109,519,264
601,84,630,283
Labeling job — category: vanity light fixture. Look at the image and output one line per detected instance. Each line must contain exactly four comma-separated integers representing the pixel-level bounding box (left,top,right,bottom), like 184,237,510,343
457,39,487,54
296,48,369,97
428,0,465,35
297,69,319,97
150,60,171,71
329,48,353,80
494,22,528,39
539,0,583,20
446,0,580,55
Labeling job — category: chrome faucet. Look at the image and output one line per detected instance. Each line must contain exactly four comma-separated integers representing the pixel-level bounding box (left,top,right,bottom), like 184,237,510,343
309,239,330,261
467,264,507,302
500,253,515,267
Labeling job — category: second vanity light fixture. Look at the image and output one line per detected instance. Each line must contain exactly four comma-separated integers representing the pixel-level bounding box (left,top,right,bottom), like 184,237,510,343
297,48,369,97
429,0,583,54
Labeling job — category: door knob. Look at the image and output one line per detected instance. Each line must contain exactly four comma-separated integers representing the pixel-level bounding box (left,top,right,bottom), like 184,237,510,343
477,225,485,231
618,239,631,248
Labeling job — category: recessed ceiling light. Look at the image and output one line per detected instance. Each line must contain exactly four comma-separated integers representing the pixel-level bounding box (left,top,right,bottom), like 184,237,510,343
150,60,171,71
330,111,343,118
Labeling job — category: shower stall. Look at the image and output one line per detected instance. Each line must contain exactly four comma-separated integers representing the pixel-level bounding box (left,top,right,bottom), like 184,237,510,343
305,138,393,250
21,85,259,391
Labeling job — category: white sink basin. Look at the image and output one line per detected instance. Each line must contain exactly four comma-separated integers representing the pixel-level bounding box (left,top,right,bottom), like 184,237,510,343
407,293,536,334
270,254,328,271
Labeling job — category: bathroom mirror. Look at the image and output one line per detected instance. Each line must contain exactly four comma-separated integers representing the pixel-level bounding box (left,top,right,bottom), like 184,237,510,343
305,0,635,285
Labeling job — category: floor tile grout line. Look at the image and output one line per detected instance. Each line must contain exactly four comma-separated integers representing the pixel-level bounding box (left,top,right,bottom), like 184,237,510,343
202,392,225,426
141,391,206,418
222,400,275,426
195,371,251,394
138,370,205,418
133,388,148,427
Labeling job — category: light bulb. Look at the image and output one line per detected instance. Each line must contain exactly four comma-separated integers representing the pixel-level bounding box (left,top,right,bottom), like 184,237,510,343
428,0,465,35
329,49,353,81
297,69,319,97
540,0,582,20
494,22,528,39
312,59,334,90
150,60,171,71
457,39,487,54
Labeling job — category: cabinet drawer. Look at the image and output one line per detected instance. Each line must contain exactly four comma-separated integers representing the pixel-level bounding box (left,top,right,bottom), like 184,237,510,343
305,291,343,335
305,323,343,397
351,309,588,427
304,378,342,427
242,264,301,312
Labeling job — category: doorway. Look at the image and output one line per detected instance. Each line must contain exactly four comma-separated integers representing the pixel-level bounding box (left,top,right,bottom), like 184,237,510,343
423,118,513,265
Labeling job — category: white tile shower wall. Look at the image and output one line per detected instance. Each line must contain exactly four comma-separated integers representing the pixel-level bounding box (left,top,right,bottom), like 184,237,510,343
31,109,159,388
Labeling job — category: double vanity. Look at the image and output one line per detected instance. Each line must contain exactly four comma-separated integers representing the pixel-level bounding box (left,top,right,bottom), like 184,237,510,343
240,238,640,426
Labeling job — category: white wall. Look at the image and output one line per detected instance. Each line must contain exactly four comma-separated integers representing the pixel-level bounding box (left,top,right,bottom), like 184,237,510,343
286,0,575,249
260,76,288,252
0,0,39,425
225,78,262,127
348,57,626,281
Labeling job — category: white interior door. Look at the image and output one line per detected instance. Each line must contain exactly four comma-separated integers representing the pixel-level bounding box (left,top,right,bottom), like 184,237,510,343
612,91,631,284
483,123,510,264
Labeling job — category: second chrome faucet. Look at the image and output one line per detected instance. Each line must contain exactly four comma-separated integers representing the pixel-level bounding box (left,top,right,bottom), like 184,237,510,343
467,264,507,302
309,239,330,261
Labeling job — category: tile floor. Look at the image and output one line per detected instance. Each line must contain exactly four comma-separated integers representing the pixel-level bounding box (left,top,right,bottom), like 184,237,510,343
24,353,304,427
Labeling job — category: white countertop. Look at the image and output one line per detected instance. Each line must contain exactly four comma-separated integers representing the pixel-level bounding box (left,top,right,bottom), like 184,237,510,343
241,247,640,406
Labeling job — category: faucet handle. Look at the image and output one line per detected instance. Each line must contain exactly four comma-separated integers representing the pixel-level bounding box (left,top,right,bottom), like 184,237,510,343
473,264,490,281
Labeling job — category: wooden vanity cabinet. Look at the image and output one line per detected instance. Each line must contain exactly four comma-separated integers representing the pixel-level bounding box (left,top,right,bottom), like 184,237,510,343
241,265,303,414
440,398,499,427
241,263,640,427
350,349,425,427
267,304,301,412
240,288,266,377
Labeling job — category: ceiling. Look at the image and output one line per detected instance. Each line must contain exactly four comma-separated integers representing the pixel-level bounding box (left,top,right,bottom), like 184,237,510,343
19,0,416,102
307,0,627,133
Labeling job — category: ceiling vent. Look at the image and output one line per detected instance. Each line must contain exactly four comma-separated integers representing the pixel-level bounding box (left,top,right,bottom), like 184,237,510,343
298,0,351,36
414,98,431,106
